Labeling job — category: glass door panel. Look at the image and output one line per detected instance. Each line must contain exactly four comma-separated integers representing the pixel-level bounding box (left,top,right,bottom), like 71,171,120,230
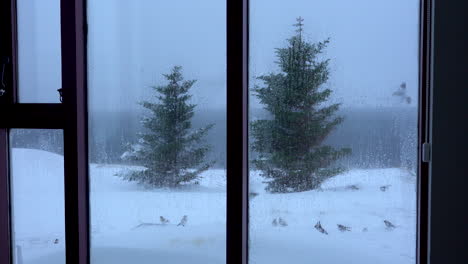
87,1,226,263
249,1,419,263
9,129,65,264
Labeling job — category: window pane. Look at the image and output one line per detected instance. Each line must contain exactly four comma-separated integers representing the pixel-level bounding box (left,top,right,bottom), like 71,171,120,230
17,0,62,103
249,1,419,263
9,129,65,264
87,1,226,263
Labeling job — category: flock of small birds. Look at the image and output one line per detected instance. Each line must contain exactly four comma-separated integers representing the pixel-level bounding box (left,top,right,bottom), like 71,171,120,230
271,218,396,235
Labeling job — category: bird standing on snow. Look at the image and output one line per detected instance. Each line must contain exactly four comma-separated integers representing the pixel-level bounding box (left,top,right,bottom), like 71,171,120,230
278,217,288,227
160,216,169,225
177,215,188,227
384,220,396,229
272,218,278,227
337,224,351,232
380,185,391,192
314,221,328,235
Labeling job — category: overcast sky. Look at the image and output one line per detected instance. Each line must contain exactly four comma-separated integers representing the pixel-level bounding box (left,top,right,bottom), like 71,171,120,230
17,0,419,111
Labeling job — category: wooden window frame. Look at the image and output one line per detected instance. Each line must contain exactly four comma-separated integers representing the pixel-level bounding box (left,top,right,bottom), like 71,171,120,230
2,0,468,263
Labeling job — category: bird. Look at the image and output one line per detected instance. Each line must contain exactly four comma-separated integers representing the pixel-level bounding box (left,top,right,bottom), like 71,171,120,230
53,239,59,244
314,221,328,235
362,227,368,232
392,82,412,104
346,185,359,191
278,217,288,227
337,224,351,232
177,215,188,227
249,192,259,199
272,218,278,227
160,216,169,225
384,220,396,229
380,185,391,192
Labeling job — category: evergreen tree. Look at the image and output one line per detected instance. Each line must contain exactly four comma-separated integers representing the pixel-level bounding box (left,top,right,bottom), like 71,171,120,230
124,66,214,187
251,17,351,193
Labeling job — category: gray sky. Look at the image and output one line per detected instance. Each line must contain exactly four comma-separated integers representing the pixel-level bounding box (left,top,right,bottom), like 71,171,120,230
18,0,419,110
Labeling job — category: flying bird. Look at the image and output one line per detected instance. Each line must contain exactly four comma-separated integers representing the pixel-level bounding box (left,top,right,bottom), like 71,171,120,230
177,215,188,227
392,82,412,104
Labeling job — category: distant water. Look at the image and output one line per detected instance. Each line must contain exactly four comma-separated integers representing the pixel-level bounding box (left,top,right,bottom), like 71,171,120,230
10,107,418,172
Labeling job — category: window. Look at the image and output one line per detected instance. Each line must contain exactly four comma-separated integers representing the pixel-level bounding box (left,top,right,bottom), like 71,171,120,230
248,1,419,263
87,1,226,262
9,129,65,264
1,0,468,264
16,0,62,103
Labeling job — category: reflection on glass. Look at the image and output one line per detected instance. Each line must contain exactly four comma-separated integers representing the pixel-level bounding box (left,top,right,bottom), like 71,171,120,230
17,0,62,103
9,129,65,264
87,1,226,263
249,0,419,263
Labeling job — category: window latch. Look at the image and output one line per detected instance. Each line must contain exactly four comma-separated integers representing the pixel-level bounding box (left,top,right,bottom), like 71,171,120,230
0,56,10,96
57,88,63,102
422,142,431,163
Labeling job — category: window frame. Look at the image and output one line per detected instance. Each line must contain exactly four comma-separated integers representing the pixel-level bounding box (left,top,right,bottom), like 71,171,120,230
427,0,468,263
2,0,466,263
0,1,89,264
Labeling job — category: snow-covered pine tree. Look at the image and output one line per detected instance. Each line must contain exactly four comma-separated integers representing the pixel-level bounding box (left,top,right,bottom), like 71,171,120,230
251,17,351,193
124,66,214,187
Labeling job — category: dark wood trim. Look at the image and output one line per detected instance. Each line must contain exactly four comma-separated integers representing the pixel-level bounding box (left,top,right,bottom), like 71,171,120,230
226,0,249,263
0,0,443,263
0,0,14,105
10,0,18,103
61,0,90,264
428,0,468,263
0,129,11,264
417,1,432,263
0,104,65,129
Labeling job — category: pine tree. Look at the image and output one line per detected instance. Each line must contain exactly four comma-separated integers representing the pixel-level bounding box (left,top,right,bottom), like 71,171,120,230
251,17,351,193
124,66,214,187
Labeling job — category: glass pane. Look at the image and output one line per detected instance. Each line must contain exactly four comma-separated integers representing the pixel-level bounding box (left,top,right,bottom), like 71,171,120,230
249,1,419,264
17,0,62,103
87,1,226,263
9,129,65,264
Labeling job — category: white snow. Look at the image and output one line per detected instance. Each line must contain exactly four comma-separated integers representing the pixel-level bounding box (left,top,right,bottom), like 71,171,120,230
11,148,416,264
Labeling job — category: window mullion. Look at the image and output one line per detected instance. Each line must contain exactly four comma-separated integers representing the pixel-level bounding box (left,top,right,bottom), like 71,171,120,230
226,0,249,263
0,0,14,261
0,129,11,264
417,1,432,263
60,0,90,264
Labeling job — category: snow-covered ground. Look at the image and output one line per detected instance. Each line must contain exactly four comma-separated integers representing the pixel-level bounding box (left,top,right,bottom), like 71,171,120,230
11,148,416,264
